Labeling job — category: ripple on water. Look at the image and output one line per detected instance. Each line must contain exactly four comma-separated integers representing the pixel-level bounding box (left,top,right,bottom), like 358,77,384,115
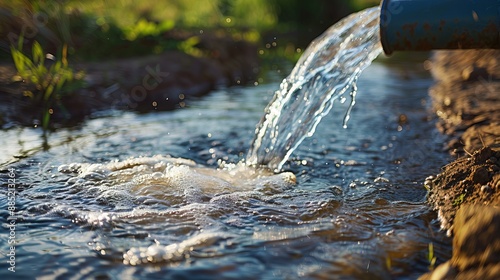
36,155,296,265
8,139,449,279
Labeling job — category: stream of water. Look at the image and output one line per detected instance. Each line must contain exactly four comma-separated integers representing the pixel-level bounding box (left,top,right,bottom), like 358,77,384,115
0,6,452,280
247,7,382,171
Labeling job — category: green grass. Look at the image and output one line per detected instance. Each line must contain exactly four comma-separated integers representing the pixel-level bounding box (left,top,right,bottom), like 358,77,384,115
427,242,437,270
2,0,372,63
63,0,276,31
17,0,276,61
452,193,466,206
10,37,84,130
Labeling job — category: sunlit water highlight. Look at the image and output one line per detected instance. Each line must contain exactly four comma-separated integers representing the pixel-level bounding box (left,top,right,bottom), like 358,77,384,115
1,60,451,280
247,7,383,170
0,6,453,280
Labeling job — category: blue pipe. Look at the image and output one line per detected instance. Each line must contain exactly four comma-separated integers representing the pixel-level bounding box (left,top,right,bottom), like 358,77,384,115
379,0,500,55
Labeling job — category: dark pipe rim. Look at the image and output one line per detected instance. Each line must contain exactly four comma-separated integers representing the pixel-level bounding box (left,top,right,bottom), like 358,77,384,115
379,0,393,55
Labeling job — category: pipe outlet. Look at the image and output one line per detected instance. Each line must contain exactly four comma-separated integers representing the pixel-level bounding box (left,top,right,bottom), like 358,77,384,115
380,0,500,55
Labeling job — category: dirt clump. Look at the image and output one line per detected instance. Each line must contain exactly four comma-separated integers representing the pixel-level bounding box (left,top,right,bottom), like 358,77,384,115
426,146,500,233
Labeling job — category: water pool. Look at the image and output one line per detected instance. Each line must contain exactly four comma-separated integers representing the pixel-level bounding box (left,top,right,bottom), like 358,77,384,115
1,57,452,279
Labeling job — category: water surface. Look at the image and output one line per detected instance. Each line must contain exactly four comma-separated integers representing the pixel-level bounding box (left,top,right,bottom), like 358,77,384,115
1,57,451,279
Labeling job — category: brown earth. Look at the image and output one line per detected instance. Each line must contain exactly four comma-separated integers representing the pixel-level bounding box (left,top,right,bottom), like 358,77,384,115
419,50,500,279
425,147,500,233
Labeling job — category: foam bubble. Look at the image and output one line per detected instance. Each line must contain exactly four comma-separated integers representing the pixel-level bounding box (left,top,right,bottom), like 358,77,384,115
54,155,297,265
123,232,230,265
59,155,296,204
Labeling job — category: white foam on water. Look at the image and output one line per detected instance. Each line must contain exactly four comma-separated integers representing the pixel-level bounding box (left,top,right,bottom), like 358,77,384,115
55,155,297,264
123,232,231,265
58,155,295,206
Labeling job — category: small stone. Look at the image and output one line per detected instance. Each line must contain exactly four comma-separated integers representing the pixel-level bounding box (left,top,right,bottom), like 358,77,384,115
398,114,408,125
425,175,436,181
424,179,433,189
480,185,491,193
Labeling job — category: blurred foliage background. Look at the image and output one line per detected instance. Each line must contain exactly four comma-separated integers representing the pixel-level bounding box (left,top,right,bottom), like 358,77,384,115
0,0,379,128
0,0,379,62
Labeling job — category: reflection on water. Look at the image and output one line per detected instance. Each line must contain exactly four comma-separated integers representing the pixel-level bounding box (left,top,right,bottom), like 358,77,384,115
0,59,451,279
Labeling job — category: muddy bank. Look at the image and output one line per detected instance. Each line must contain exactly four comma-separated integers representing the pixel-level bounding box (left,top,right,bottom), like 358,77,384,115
420,50,500,279
0,34,258,128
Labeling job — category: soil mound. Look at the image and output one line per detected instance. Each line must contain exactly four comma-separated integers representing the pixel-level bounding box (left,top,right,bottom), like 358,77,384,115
426,147,500,233
420,50,500,279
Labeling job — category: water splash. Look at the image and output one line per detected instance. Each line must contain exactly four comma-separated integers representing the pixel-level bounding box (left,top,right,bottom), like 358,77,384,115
57,155,296,206
52,155,297,265
247,7,383,171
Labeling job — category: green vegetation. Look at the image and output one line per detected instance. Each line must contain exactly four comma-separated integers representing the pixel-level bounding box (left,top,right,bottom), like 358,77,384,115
1,0,376,61
0,0,377,129
10,37,84,130
1,0,277,61
453,193,466,206
63,0,277,31
427,242,437,270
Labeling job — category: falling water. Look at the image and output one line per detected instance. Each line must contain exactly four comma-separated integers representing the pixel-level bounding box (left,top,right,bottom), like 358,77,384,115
247,7,383,170
1,6,455,279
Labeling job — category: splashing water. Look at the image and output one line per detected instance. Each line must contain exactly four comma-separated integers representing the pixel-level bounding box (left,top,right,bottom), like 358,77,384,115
2,6,455,278
52,155,297,265
43,7,386,267
246,7,383,170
